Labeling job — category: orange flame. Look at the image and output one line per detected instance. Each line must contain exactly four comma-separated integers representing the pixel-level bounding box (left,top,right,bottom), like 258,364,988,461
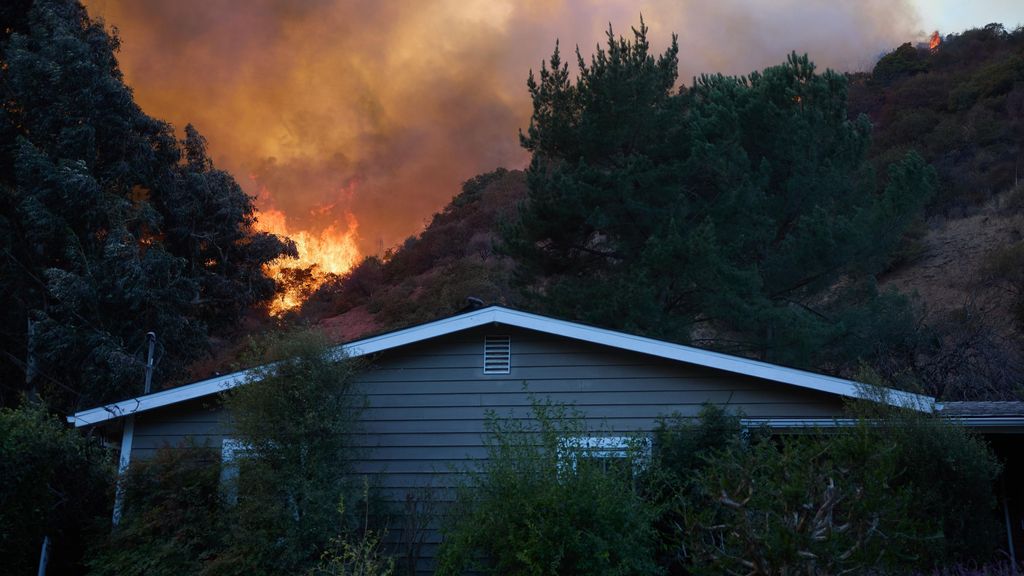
256,208,361,315
929,31,941,51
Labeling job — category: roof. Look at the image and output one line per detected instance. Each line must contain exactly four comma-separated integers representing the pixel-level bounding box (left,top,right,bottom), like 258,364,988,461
936,401,1024,432
68,306,935,427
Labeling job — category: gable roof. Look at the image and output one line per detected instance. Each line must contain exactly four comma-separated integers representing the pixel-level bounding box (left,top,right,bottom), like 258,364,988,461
68,306,935,427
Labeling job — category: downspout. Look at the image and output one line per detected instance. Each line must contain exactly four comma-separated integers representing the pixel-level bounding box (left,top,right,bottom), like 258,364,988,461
111,417,134,526
112,332,156,527
1002,475,1018,572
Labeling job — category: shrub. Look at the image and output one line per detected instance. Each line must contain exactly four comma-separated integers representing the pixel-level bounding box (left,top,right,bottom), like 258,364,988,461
86,442,225,576
436,398,660,576
212,329,370,576
311,479,394,576
650,401,1003,574
0,403,111,574
846,398,1003,563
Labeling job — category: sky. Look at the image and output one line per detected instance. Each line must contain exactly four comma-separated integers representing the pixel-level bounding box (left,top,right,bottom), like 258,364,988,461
912,0,1024,35
82,0,1024,261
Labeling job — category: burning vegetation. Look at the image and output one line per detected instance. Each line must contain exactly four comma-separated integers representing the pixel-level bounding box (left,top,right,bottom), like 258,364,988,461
256,208,361,315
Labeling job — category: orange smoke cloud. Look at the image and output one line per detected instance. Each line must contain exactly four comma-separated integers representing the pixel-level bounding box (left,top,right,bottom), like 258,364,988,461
83,0,924,272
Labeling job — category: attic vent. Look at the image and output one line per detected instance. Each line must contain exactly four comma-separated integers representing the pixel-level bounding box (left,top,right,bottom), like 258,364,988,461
483,335,511,374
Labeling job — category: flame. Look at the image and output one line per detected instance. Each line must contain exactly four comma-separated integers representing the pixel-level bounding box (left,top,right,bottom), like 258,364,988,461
256,208,361,315
929,30,941,51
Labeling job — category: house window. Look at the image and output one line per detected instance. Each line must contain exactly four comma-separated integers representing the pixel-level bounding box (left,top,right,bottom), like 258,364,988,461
560,435,651,475
484,335,511,374
220,437,247,504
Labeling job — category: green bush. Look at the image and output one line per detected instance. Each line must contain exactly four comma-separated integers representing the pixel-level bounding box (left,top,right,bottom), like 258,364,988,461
846,399,1003,563
0,403,111,574
86,442,225,576
211,329,370,576
436,398,661,576
649,401,1003,574
311,479,394,576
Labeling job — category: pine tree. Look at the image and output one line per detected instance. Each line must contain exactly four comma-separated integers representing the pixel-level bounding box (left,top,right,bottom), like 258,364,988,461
504,24,936,371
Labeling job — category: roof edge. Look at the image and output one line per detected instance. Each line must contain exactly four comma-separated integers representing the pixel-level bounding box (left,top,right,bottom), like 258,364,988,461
69,306,935,427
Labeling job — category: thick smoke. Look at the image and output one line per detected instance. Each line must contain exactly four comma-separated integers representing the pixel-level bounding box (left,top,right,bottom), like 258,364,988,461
85,0,922,254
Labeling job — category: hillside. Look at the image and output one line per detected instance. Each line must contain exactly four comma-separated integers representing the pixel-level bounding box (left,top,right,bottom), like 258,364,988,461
273,26,1024,402
181,25,1024,402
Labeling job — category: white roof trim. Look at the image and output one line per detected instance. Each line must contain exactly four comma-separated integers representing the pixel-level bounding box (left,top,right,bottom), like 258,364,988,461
68,306,935,427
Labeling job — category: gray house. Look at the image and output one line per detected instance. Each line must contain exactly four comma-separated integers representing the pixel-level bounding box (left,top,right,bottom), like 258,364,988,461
69,305,1024,571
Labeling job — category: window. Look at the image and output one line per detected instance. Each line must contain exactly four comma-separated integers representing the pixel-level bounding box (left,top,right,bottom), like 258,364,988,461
559,435,651,475
484,335,511,374
220,437,247,504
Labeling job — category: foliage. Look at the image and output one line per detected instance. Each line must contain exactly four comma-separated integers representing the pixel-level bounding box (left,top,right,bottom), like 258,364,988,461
0,0,293,412
307,168,525,331
311,479,394,576
504,23,935,373
0,402,111,574
212,329,368,576
851,24,1024,212
641,405,745,573
681,426,930,574
648,401,1003,574
436,398,660,576
86,442,225,576
845,391,1004,562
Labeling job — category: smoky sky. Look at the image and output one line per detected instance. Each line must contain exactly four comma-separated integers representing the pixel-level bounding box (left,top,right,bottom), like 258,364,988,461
84,0,924,254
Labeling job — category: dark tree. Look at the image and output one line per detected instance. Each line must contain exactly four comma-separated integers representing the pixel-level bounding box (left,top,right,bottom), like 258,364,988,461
505,23,935,372
0,0,293,411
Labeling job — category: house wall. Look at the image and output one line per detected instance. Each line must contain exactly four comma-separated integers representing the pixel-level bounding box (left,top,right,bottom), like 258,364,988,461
128,324,847,574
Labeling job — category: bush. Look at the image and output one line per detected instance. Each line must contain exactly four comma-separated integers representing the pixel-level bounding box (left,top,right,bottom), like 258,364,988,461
86,442,225,576
311,479,394,576
846,398,1003,563
212,329,370,576
0,403,111,574
650,401,1003,574
436,398,660,576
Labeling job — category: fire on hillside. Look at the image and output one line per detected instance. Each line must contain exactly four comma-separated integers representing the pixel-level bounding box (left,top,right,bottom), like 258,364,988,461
256,207,361,315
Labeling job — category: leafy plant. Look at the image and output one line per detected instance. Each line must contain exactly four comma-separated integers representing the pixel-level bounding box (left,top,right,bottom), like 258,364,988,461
436,398,660,576
86,441,224,576
0,402,111,574
649,400,1003,574
211,329,369,576
504,23,935,373
311,478,394,576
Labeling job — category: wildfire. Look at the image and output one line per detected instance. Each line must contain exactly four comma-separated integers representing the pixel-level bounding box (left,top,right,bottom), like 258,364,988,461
929,30,942,51
256,208,361,315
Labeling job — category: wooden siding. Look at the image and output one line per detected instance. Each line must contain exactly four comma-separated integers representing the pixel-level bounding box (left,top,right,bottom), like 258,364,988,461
128,324,846,574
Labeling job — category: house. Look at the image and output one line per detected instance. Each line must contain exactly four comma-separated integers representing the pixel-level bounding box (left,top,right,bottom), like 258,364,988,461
69,305,1024,572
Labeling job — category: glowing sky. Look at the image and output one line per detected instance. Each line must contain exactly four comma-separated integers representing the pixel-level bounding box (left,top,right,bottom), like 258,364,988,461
82,0,1015,258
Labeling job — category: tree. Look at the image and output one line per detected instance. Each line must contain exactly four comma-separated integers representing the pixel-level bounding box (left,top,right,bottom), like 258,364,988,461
211,330,367,576
0,0,293,412
0,403,111,574
504,23,935,372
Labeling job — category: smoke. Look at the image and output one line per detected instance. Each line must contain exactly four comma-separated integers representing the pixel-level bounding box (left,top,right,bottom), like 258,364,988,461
84,0,922,254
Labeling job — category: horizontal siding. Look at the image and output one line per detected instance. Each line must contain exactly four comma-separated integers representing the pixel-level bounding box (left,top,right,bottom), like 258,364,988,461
126,324,847,575
130,401,227,458
356,325,846,574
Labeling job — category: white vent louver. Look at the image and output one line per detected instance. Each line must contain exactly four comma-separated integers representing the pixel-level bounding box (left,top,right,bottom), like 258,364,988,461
484,335,511,374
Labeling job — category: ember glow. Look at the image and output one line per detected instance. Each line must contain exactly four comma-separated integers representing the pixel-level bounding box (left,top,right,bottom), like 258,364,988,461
84,0,927,310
